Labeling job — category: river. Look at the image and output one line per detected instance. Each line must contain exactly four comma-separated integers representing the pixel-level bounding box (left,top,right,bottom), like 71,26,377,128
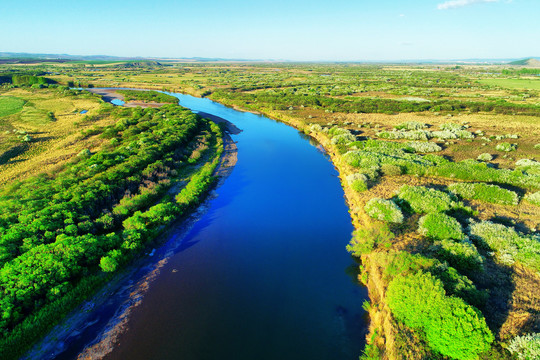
45,92,368,360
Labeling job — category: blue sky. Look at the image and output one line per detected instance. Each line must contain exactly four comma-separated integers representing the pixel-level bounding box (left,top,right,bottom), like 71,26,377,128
1,0,538,61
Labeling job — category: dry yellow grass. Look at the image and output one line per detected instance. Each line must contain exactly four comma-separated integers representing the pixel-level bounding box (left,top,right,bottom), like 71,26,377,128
0,88,114,182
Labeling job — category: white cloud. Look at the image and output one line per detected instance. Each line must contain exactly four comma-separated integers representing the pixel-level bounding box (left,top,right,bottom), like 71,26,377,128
437,0,498,10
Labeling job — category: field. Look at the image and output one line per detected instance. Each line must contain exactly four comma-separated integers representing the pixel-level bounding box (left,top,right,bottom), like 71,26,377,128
1,62,539,360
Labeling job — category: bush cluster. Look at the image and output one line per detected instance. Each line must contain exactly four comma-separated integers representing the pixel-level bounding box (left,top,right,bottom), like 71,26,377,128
432,239,484,272
397,185,458,213
394,121,427,130
346,173,369,192
407,141,442,153
386,271,494,360
418,213,465,240
477,153,493,162
495,142,517,152
469,221,540,271
364,198,404,223
525,191,540,206
448,182,519,205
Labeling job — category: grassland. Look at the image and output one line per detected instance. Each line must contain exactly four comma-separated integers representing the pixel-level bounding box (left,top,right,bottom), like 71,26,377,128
1,62,539,360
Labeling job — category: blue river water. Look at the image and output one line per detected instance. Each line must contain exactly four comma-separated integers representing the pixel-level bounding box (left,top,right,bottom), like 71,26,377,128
54,92,368,360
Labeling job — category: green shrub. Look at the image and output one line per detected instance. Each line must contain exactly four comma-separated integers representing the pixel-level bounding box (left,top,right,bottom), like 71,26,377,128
377,129,430,140
496,142,517,152
448,182,519,205
346,223,394,257
440,123,465,132
407,141,442,153
469,220,540,271
525,191,540,206
432,239,483,272
364,198,404,223
418,213,465,240
508,333,540,360
397,185,458,213
331,133,356,145
477,153,493,162
394,121,427,130
387,271,494,360
346,173,368,192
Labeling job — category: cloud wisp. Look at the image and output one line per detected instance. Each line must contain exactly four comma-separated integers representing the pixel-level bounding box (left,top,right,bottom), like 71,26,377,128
437,0,498,10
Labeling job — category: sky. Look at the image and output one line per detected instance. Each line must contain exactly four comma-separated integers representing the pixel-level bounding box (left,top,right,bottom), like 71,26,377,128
1,0,539,61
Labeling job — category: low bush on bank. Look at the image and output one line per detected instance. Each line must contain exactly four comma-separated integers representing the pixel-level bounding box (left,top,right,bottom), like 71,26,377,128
386,271,494,360
397,185,458,214
346,173,369,192
468,220,540,271
346,223,394,257
418,213,465,240
364,198,404,223
448,182,519,206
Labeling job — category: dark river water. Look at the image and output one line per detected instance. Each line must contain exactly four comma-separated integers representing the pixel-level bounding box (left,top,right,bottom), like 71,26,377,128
50,92,368,360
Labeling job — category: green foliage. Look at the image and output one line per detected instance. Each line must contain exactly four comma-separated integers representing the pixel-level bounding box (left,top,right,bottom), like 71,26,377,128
477,153,493,162
448,182,519,205
346,173,368,192
525,191,540,206
407,141,442,153
0,103,223,355
418,213,465,240
469,221,540,271
116,90,179,104
432,239,484,272
495,142,517,152
508,333,540,360
394,121,427,130
346,223,394,257
364,198,404,223
397,185,458,214
387,271,494,360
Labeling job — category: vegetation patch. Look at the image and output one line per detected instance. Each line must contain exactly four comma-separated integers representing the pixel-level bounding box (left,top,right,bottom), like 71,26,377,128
397,185,458,214
418,213,465,240
448,182,519,205
364,198,404,223
116,90,179,104
386,271,494,360
0,96,25,117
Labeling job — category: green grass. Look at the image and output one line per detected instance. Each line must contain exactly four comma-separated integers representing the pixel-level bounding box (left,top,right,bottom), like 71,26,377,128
0,96,25,117
478,78,540,90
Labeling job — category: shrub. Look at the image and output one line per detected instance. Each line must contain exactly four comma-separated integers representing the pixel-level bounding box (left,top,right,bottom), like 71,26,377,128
346,173,368,192
331,133,356,145
377,129,430,141
516,159,540,167
309,124,322,133
448,182,519,205
387,271,494,360
440,123,465,132
525,191,540,206
407,141,442,153
469,221,540,271
394,121,427,130
364,198,404,223
346,223,394,256
397,185,458,213
477,153,493,161
432,239,483,271
508,333,540,360
496,142,517,152
418,213,465,240
431,130,458,139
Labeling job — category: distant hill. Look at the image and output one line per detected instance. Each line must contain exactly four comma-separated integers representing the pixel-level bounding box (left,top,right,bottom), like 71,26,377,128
508,58,540,66
113,61,165,68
